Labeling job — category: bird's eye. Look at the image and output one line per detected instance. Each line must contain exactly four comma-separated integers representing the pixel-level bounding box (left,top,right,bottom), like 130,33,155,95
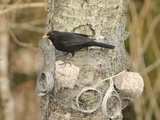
51,32,54,35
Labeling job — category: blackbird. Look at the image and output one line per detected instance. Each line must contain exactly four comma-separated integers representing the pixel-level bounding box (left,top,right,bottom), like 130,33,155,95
42,30,115,56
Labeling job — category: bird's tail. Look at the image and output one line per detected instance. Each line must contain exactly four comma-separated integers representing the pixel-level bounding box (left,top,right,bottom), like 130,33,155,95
87,41,115,49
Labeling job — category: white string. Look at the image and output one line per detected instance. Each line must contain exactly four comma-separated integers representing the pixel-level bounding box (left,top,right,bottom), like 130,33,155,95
75,87,102,113
102,77,122,119
75,70,127,118
94,70,127,88
99,70,126,83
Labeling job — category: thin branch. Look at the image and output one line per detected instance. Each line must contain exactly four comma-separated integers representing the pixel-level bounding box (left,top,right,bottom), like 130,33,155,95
138,0,150,33
140,55,160,120
0,2,46,15
128,1,138,56
131,0,150,71
142,14,160,54
153,75,160,95
21,19,46,25
143,70,160,120
140,58,160,75
8,28,38,51
9,23,44,33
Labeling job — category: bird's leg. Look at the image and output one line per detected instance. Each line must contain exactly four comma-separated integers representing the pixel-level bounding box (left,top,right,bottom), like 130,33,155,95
63,52,74,63
85,0,90,4
59,52,75,65
64,52,69,56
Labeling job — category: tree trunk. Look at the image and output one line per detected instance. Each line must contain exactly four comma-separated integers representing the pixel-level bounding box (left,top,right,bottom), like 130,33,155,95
37,0,143,120
0,15,15,120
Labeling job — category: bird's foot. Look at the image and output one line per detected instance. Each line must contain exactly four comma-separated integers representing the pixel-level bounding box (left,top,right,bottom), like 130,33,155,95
58,60,72,68
59,52,74,66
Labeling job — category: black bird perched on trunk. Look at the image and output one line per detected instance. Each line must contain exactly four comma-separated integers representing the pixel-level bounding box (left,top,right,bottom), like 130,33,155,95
42,30,115,56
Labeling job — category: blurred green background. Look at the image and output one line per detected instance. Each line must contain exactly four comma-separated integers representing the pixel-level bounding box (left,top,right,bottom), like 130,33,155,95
0,0,160,120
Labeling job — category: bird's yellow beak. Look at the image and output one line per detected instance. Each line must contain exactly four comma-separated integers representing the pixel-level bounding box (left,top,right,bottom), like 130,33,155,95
42,35,49,38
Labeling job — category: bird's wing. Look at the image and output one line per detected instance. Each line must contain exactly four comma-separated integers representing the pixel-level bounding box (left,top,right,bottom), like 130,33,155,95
73,33,90,37
60,34,93,46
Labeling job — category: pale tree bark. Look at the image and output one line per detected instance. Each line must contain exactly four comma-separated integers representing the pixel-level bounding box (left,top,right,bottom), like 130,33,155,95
37,0,144,120
0,15,15,120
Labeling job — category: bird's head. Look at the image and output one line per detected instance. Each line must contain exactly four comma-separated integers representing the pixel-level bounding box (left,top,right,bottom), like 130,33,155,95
42,30,56,41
